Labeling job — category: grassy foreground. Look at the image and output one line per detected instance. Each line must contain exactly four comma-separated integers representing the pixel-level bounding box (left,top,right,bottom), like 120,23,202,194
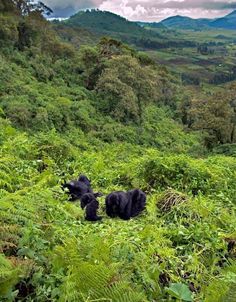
0,119,236,302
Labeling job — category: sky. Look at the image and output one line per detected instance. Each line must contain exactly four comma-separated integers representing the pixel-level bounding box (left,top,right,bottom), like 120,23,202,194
44,0,236,21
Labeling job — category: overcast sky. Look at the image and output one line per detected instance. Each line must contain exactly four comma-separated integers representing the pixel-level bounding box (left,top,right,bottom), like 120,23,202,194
44,0,236,21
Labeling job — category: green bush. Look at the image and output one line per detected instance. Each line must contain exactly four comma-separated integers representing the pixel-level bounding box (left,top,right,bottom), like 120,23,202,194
132,153,236,198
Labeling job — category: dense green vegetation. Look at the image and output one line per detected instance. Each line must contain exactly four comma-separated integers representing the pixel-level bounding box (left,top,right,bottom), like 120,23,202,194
0,1,236,301
61,10,197,51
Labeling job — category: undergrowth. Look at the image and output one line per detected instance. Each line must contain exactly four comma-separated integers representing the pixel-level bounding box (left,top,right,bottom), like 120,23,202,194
0,117,236,301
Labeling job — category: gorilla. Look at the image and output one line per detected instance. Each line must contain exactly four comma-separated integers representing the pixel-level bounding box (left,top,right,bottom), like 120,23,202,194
105,191,127,218
80,193,102,221
105,189,146,220
62,174,95,201
128,189,146,217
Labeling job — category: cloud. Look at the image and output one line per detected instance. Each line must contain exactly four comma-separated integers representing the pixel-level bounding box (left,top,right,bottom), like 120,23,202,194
44,0,236,21
99,0,236,21
45,0,103,17
99,0,148,19
45,0,101,10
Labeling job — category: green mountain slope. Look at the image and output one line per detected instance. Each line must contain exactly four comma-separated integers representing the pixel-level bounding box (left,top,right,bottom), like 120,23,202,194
67,9,145,34
211,10,236,29
52,21,99,47
63,9,197,50
158,10,236,30
160,15,210,30
137,21,166,29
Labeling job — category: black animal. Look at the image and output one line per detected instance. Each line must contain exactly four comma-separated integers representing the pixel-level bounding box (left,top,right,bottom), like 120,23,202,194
128,189,146,217
80,193,102,221
62,174,93,201
105,191,127,218
105,189,146,220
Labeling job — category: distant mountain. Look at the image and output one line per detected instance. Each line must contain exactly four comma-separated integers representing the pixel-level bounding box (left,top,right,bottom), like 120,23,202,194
160,15,211,30
211,10,236,29
61,9,236,33
137,22,166,29
63,10,197,50
159,10,236,30
66,9,145,35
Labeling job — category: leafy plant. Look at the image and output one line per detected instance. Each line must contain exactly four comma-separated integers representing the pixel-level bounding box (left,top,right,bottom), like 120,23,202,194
166,283,193,301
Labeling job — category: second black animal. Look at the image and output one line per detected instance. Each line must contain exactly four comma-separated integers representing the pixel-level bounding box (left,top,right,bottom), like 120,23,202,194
105,189,146,220
81,193,102,221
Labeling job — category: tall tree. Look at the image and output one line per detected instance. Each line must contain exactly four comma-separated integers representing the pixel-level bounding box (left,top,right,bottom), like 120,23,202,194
96,55,172,123
0,0,53,16
188,92,236,148
0,0,16,13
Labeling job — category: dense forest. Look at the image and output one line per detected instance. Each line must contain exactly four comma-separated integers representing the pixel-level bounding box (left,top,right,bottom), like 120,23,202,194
0,1,236,301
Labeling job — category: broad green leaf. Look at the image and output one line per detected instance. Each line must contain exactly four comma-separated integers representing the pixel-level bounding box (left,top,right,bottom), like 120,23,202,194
166,283,193,302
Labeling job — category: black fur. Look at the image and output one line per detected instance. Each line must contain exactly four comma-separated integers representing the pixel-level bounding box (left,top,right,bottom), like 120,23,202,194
80,193,102,221
62,174,95,201
128,189,146,218
105,189,146,220
105,191,128,218
78,175,91,188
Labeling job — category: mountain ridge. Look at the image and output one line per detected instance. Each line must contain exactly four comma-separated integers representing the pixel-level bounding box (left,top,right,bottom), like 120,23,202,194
66,9,144,34
64,9,236,32
159,15,211,30
62,10,198,50
159,10,236,30
210,9,236,29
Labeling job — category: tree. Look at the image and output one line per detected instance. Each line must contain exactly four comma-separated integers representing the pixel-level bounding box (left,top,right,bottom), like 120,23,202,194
0,0,16,13
78,46,101,90
0,15,18,45
98,37,135,58
78,38,135,90
188,93,236,148
96,55,171,123
0,1,54,50
12,0,52,16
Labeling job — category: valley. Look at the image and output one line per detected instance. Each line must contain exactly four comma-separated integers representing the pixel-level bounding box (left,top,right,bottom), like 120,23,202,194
58,10,236,86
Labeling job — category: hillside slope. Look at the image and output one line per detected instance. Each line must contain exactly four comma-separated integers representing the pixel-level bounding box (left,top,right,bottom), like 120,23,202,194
67,10,144,34
158,10,236,30
1,117,236,301
211,10,236,29
62,10,197,50
160,15,210,30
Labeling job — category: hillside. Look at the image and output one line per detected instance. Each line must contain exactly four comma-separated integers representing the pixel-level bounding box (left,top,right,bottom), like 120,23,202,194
62,9,197,50
160,15,210,30
67,10,144,34
137,21,166,29
211,10,236,30
158,10,236,30
0,1,236,302
52,21,99,47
